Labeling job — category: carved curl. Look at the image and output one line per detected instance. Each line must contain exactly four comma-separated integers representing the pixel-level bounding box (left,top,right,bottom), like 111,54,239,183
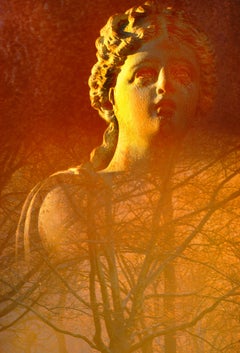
88,1,216,170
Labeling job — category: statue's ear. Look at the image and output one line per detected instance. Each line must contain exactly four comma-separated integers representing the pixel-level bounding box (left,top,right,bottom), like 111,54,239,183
101,87,115,110
109,87,115,106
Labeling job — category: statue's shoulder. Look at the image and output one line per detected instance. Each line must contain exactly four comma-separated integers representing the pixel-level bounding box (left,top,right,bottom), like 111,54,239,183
16,164,101,256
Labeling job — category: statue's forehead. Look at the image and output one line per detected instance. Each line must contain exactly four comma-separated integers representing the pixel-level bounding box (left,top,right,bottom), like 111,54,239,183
137,36,190,54
124,37,199,68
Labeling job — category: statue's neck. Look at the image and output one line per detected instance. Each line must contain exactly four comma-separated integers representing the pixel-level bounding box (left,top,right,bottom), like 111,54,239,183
102,142,181,175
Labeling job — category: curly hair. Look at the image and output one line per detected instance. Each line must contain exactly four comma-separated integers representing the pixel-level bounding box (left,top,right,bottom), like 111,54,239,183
88,0,216,170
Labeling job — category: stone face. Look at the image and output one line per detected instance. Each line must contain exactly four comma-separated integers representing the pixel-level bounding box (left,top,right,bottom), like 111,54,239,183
0,1,239,172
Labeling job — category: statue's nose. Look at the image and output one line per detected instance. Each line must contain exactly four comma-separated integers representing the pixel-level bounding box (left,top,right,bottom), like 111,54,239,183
156,67,174,94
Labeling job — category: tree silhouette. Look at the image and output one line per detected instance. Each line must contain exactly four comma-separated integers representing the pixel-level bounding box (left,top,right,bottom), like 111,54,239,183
7,136,240,353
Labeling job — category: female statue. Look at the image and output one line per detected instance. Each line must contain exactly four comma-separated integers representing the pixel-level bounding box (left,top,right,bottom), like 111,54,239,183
88,2,215,173
17,0,216,255
16,3,223,352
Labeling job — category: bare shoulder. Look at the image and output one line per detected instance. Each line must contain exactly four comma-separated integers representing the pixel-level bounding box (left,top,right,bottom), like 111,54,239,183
38,181,88,254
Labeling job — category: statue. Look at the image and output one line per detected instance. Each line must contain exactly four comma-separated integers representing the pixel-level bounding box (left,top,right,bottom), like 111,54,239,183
16,3,240,353
88,2,216,172
16,0,216,257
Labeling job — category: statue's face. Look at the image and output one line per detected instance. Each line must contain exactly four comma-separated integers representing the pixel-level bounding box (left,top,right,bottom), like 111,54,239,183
111,36,200,149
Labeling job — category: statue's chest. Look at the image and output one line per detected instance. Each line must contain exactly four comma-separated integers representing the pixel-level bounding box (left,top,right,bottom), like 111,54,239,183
90,177,163,247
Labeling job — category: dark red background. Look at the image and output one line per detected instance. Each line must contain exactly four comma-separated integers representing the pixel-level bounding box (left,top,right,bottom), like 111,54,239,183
0,0,239,175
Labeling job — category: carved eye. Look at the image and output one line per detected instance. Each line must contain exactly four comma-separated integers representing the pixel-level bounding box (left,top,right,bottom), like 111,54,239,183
134,67,158,86
171,66,192,86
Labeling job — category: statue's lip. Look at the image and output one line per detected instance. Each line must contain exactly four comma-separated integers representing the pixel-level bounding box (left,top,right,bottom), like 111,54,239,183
155,99,176,120
155,99,176,112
